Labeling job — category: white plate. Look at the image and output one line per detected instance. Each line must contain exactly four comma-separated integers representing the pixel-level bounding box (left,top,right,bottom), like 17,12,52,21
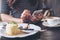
42,22,60,27
0,22,7,29
0,23,41,38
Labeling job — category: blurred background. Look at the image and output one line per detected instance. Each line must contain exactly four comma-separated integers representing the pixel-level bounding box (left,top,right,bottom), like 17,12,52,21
0,0,60,17
42,0,60,17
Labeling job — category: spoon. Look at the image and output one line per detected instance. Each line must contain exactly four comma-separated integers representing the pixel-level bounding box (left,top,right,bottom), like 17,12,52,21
25,22,30,29
19,26,34,31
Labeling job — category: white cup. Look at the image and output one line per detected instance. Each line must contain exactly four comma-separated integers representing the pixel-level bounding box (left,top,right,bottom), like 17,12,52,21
45,17,60,26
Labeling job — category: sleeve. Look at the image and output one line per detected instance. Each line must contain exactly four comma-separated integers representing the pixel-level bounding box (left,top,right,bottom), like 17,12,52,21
37,0,42,10
0,0,10,14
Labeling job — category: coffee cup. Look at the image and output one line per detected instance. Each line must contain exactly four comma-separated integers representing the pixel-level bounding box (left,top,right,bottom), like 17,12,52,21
45,17,60,26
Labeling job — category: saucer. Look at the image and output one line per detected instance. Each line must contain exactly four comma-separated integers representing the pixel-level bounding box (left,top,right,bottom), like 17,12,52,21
42,22,60,27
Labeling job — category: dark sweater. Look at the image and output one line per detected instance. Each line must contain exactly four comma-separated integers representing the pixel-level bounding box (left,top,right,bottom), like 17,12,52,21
1,0,42,18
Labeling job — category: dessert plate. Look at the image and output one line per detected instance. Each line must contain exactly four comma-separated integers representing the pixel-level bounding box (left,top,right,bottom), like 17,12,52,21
0,23,41,38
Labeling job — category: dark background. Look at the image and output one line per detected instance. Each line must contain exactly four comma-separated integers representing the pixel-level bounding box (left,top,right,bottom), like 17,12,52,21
46,0,60,17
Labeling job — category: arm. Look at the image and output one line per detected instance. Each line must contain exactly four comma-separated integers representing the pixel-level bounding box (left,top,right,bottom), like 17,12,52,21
1,14,23,23
0,0,23,23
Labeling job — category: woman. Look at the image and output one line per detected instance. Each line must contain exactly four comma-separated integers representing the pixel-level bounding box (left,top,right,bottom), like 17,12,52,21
0,0,43,23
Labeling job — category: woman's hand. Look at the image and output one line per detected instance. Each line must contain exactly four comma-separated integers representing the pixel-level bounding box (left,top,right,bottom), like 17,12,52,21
21,9,31,21
30,13,43,22
31,11,44,22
